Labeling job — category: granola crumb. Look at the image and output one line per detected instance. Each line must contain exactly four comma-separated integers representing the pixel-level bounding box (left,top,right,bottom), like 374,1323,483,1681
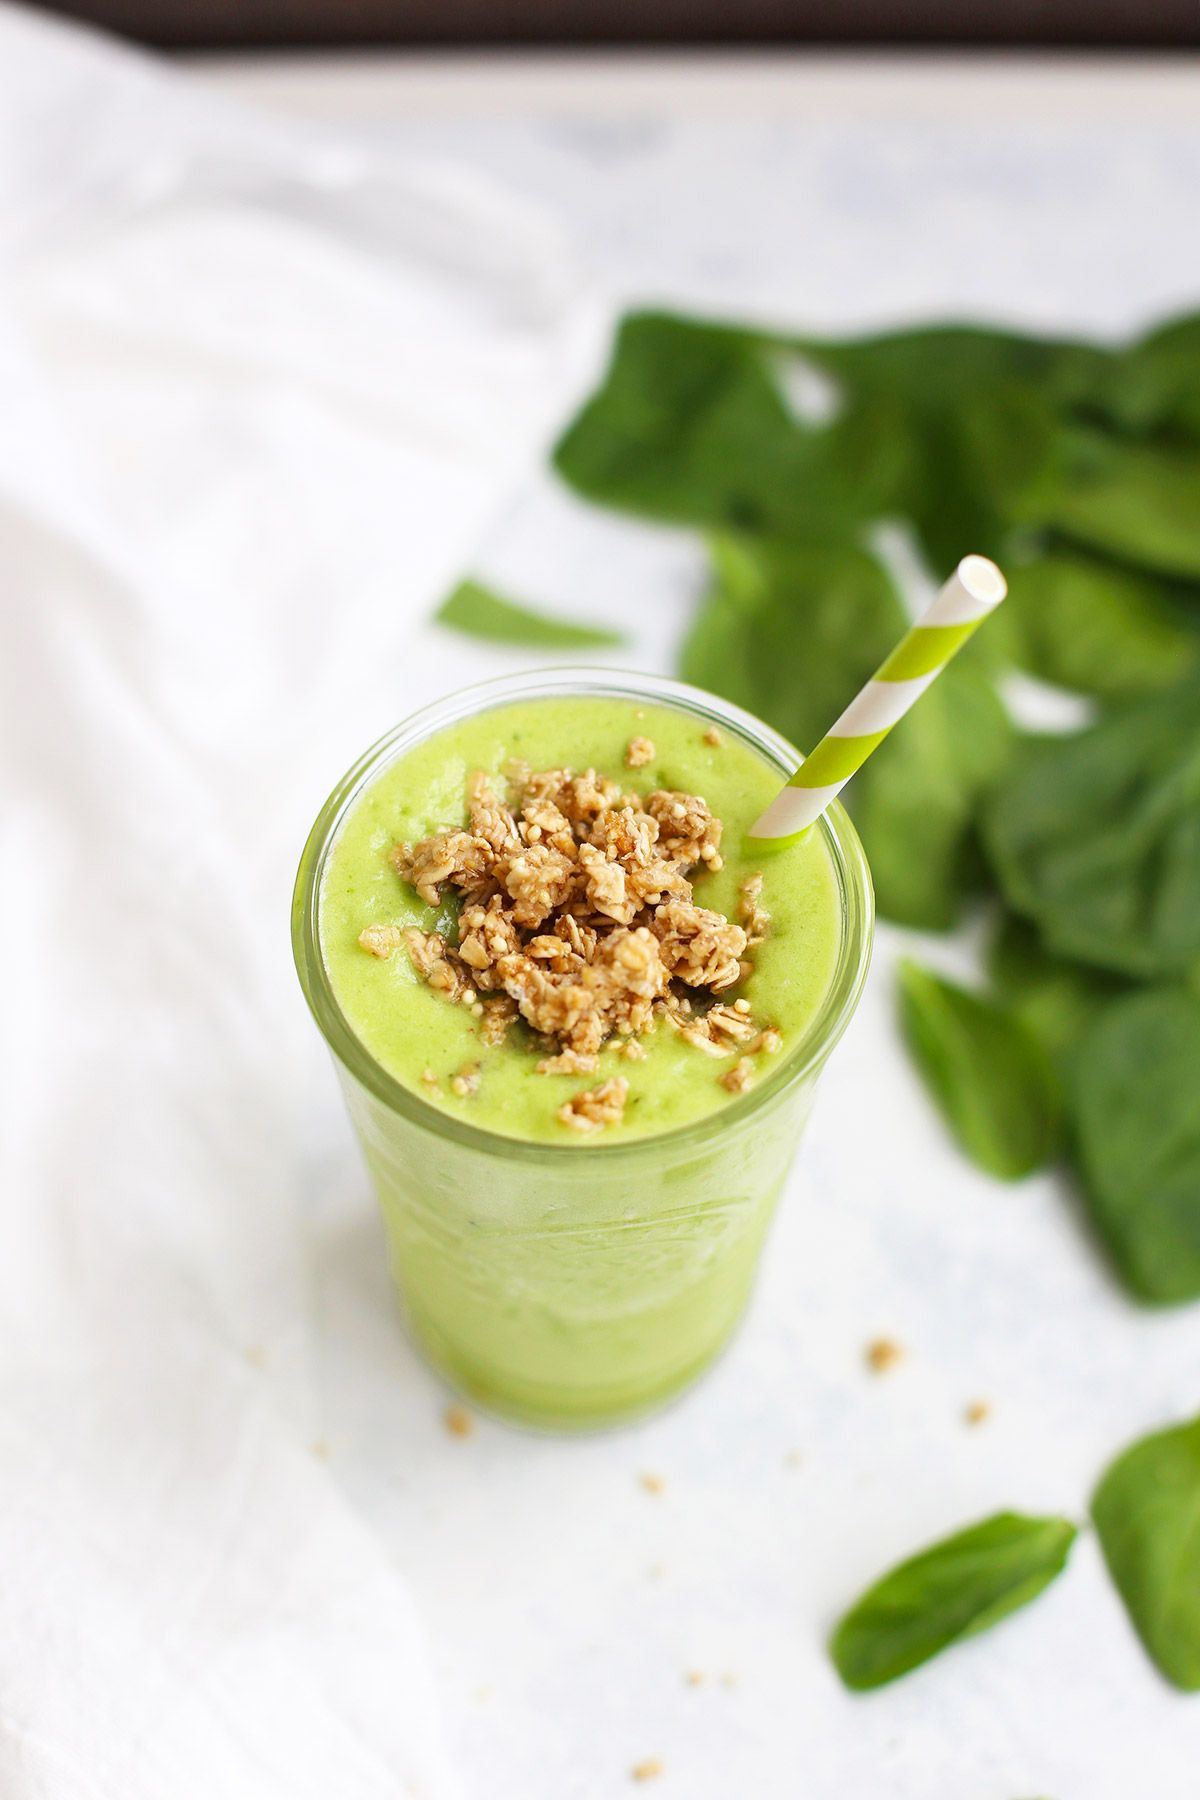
625,735,656,769
420,1066,439,1091
719,1057,755,1095
558,1076,629,1133
755,1027,784,1056
865,1337,904,1374
617,1038,647,1062
309,1438,331,1461
702,725,722,747
357,922,406,958
964,1399,991,1427
443,1404,474,1438
639,1471,665,1496
631,1759,664,1783
450,1062,481,1098
737,873,771,946
685,1669,705,1687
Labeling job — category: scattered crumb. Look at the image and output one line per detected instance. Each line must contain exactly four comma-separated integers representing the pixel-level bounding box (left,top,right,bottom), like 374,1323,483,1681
964,1400,992,1427
309,1438,331,1461
719,1056,755,1096
684,1669,705,1687
420,1066,439,1090
702,725,722,747
639,1472,665,1496
737,873,771,946
443,1404,474,1439
865,1337,904,1374
784,1449,804,1469
357,922,407,958
243,1344,267,1369
625,735,656,769
754,1027,784,1055
450,1061,481,1098
632,1758,664,1783
559,1076,630,1133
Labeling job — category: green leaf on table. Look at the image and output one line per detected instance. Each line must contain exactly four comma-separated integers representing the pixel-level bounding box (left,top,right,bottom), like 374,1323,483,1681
897,960,1063,1180
1005,553,1200,699
983,677,1200,978
435,580,624,649
794,324,1107,576
987,914,1132,1070
831,1511,1078,1691
552,310,906,538
851,653,1014,930
1086,309,1200,441
1069,987,1200,1305
680,534,906,753
1025,428,1200,582
1092,1413,1200,1689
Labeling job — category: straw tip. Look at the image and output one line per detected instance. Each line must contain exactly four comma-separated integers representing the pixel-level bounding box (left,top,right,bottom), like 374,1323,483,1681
956,554,1007,606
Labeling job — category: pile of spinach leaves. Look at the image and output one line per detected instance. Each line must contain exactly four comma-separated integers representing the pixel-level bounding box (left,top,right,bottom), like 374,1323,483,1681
441,307,1200,1703
546,307,1200,1310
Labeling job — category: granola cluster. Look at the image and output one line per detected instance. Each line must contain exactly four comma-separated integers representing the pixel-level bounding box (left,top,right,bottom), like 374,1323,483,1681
359,740,779,1129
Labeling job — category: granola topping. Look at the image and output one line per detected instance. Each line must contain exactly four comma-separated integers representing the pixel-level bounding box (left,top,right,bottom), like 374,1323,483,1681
366,752,782,1129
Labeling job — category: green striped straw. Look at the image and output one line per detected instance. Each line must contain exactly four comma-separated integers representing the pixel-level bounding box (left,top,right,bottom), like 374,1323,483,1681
748,554,1007,843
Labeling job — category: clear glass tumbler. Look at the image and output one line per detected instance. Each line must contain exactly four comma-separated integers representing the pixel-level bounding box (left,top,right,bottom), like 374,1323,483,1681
293,670,873,1429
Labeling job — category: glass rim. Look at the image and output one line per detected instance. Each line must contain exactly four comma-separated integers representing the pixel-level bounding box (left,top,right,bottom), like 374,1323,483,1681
292,666,874,1163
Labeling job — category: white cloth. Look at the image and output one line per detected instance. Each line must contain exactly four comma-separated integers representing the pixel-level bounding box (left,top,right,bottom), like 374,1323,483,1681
0,7,598,1795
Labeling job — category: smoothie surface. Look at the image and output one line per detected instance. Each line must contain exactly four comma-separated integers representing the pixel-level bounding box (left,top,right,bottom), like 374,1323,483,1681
319,695,843,1142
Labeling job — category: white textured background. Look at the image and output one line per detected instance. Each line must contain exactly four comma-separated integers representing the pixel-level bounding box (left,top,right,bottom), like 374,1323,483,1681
206,55,1200,1800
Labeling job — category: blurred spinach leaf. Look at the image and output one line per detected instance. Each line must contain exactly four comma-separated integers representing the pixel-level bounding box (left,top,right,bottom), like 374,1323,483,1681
680,535,905,751
553,311,905,537
987,914,1133,1071
1087,310,1200,441
852,654,1014,930
1004,553,1200,699
1092,1413,1200,1689
831,1511,1078,1691
897,960,1063,1179
1069,988,1200,1305
984,679,1200,978
1027,429,1200,582
435,580,624,649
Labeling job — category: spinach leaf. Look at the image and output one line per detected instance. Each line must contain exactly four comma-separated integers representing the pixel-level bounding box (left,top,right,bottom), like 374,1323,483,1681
680,535,906,753
1092,1413,1200,1690
435,580,623,649
552,311,905,538
983,678,1200,978
897,960,1063,1180
1005,553,1200,699
1088,310,1200,441
1069,987,1200,1305
851,654,1014,930
987,915,1132,1070
1028,428,1200,582
831,1511,1078,1690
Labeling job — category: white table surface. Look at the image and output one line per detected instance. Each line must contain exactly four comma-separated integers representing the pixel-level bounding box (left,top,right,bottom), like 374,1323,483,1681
198,51,1200,1800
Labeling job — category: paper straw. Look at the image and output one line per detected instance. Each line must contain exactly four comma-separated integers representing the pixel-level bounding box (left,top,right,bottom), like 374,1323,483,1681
748,555,1007,843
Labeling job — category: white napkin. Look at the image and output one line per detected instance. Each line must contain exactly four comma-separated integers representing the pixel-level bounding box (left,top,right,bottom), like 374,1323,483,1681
0,7,598,1794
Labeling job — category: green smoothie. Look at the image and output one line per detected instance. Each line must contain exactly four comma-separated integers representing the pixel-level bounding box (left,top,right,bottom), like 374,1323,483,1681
295,676,872,1428
320,697,841,1141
